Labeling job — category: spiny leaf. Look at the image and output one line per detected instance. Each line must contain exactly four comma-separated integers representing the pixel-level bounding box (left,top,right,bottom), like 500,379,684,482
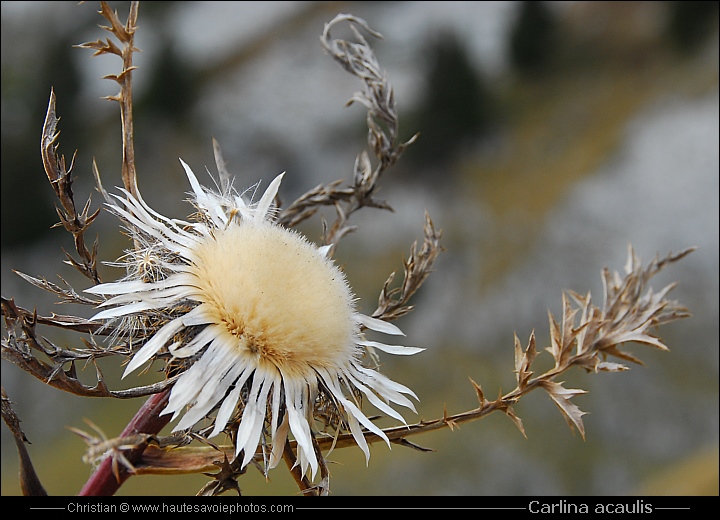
611,330,670,351
594,361,629,372
504,406,527,439
469,377,486,407
1,388,47,496
514,331,537,390
75,38,122,57
540,381,587,440
98,1,135,43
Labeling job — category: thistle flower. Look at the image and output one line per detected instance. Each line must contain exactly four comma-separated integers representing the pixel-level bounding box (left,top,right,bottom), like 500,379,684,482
86,160,422,478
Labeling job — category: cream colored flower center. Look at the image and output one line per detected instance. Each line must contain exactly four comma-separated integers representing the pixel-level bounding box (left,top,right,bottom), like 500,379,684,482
189,221,356,370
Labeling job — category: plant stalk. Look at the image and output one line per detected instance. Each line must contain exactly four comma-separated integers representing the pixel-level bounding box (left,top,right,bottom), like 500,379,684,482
78,389,171,496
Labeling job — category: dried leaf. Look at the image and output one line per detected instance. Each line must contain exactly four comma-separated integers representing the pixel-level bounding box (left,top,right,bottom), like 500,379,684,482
469,377,486,407
594,361,629,372
1,388,47,496
504,406,527,439
75,37,122,57
13,270,100,305
539,381,587,440
514,331,537,389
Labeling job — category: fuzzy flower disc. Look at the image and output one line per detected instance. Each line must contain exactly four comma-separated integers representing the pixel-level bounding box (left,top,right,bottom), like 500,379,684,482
189,221,355,371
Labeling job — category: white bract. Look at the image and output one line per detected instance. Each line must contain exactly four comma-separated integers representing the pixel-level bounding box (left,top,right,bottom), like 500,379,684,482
87,160,422,478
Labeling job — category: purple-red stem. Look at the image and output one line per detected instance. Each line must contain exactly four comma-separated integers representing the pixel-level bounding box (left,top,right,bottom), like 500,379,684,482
78,389,171,496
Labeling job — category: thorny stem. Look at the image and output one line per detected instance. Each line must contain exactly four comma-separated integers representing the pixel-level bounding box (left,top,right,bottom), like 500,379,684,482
126,349,674,477
78,389,171,496
116,1,139,198
128,380,565,474
91,0,140,198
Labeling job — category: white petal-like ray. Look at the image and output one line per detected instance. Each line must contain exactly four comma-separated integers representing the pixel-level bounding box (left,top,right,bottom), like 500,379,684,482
93,301,157,321
114,189,200,249
319,370,391,454
174,352,246,431
356,314,405,336
180,159,228,228
268,412,290,470
96,283,201,308
354,363,419,405
163,338,230,420
269,373,282,440
210,381,244,438
239,373,275,468
254,173,284,223
170,324,216,358
344,409,372,463
179,304,214,326
357,339,424,355
110,194,196,253
234,373,266,451
284,377,318,478
86,280,154,295
132,187,197,236
122,316,186,377
344,370,408,424
86,274,195,296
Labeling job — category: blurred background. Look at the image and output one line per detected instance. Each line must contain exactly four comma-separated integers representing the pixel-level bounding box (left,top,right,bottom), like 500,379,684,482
2,1,718,496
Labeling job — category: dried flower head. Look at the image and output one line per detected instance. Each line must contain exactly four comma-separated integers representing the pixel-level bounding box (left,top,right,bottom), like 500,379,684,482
86,160,422,478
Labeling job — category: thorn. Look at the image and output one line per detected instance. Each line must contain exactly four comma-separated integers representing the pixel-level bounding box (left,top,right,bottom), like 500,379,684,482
442,404,458,431
469,377,485,407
